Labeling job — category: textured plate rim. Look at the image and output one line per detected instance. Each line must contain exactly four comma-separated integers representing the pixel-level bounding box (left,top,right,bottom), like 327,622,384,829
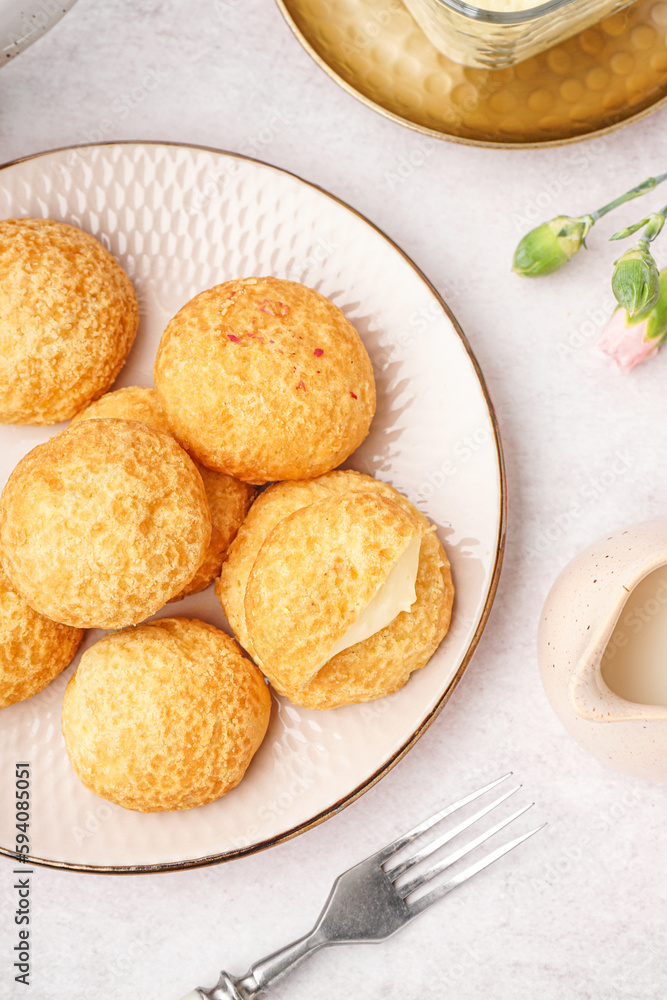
0,140,506,874
274,0,667,149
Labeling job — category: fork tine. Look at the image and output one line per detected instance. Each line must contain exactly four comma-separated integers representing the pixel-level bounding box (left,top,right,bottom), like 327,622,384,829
404,823,546,920
395,802,534,897
374,773,514,863
385,784,521,880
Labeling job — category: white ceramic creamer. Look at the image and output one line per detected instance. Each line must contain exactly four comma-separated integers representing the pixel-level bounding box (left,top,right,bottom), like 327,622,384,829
538,521,667,781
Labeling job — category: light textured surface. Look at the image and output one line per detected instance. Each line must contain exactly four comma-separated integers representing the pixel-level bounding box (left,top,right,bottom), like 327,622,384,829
0,2,666,1000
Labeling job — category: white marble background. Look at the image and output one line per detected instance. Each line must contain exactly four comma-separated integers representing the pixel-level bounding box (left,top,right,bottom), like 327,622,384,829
1,1,667,998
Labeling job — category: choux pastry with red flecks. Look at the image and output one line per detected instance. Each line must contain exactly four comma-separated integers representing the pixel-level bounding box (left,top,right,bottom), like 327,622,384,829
154,277,375,484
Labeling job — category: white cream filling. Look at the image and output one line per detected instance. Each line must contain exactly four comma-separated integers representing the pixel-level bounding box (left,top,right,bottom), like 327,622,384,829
315,533,422,670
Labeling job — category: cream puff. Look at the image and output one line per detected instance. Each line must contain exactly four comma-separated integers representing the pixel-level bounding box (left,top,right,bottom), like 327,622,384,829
0,419,211,629
61,618,271,812
0,218,138,425
0,563,83,709
71,387,254,597
154,277,376,484
217,470,454,708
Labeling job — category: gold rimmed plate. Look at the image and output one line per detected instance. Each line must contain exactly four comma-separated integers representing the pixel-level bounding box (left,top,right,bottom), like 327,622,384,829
277,0,667,146
0,142,505,873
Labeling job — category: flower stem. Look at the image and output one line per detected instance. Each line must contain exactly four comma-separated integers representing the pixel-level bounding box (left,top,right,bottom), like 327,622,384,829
643,206,667,243
590,173,667,223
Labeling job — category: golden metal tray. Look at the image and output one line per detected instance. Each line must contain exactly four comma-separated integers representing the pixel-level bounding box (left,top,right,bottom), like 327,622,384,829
276,0,667,146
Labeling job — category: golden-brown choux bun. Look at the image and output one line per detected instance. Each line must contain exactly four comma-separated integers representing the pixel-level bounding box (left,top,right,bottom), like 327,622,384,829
216,470,454,709
0,563,83,709
70,385,172,435
61,618,271,812
71,387,254,597
0,419,211,629
0,218,138,425
154,277,376,484
246,492,423,691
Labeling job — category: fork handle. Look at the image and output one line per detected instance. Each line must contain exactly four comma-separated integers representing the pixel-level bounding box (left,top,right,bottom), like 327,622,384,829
190,931,324,999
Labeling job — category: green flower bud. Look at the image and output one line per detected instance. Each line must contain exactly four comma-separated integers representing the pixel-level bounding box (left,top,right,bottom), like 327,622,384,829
512,215,592,278
643,268,667,342
599,270,667,372
611,242,661,317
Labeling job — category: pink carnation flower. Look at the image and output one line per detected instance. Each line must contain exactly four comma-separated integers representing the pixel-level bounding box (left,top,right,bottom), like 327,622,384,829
598,308,660,373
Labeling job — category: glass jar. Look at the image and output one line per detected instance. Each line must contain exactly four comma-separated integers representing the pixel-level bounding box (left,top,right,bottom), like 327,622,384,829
401,0,635,67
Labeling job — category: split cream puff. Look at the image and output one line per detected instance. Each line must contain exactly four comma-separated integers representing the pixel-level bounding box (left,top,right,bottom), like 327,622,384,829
0,563,83,709
61,618,271,812
0,419,211,629
216,470,454,709
154,277,376,484
71,387,254,598
0,218,138,425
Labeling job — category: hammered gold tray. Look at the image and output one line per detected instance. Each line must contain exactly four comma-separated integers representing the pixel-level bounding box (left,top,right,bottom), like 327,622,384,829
277,0,667,145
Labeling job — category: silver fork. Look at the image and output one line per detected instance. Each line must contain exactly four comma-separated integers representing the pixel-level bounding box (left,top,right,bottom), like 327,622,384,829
179,773,543,1000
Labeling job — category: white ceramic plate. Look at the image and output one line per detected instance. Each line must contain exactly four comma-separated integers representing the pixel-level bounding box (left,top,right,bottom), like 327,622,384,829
0,142,505,872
